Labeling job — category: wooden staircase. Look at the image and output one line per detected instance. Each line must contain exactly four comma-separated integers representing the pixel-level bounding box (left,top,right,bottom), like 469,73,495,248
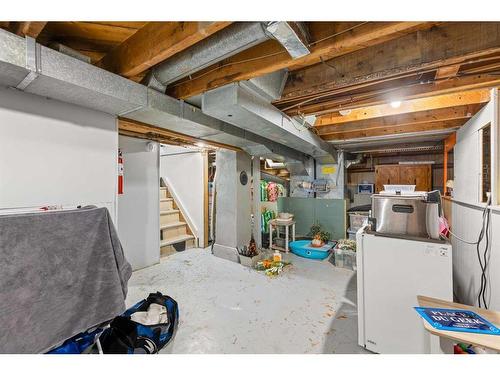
160,186,196,257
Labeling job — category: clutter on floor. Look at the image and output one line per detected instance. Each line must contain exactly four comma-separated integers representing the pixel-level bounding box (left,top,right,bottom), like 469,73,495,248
237,237,262,267
126,249,367,354
131,303,169,325
47,327,105,354
0,206,132,354
100,292,179,354
333,239,357,270
254,258,291,276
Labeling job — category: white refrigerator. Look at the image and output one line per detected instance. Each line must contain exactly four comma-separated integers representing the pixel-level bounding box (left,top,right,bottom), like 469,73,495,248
356,229,453,353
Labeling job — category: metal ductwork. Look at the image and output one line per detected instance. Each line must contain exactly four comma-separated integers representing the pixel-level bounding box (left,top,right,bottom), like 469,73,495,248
0,29,311,164
345,153,364,169
202,77,337,178
147,22,310,90
265,22,310,59
202,81,337,160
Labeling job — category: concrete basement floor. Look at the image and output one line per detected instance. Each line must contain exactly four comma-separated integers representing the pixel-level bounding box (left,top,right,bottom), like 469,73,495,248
126,248,370,354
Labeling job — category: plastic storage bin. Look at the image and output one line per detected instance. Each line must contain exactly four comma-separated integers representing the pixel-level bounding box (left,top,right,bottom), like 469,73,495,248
348,212,368,231
334,248,357,270
347,228,358,240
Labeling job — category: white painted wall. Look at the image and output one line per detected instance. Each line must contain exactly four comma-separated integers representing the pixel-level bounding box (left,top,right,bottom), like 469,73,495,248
118,136,160,270
452,88,500,309
0,87,118,220
160,145,204,246
454,96,496,204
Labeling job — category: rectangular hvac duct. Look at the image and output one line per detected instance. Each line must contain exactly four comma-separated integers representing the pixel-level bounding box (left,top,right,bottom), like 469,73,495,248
202,83,336,160
0,29,311,163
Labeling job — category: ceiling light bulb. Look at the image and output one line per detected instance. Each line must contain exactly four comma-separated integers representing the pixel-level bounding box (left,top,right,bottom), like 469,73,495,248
390,101,402,108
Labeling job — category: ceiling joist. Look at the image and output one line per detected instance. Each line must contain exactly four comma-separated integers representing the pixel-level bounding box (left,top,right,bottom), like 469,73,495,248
283,73,500,116
316,104,484,136
11,22,47,38
321,120,464,141
98,22,232,78
315,89,490,127
276,22,500,116
166,22,432,99
315,89,490,141
118,118,241,152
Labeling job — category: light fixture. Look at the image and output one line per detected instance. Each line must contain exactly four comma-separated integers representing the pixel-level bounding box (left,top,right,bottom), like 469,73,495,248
390,101,402,108
339,109,352,116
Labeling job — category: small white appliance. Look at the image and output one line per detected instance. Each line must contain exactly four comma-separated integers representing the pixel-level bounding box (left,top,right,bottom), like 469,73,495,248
356,228,452,353
357,183,374,194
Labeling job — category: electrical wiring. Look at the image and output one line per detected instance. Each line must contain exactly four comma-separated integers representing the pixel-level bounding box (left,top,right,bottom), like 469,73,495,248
443,195,492,308
477,196,492,308
446,195,492,308
446,227,481,245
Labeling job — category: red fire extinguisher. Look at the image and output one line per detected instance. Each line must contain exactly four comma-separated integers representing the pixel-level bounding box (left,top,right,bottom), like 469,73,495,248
118,149,124,194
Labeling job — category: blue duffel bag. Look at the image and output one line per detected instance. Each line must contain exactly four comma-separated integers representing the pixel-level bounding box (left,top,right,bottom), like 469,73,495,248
100,292,179,354
47,327,104,354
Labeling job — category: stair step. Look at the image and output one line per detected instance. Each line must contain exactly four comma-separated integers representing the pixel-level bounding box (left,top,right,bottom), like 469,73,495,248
160,198,173,202
160,234,194,247
160,209,179,215
160,186,167,190
160,222,187,230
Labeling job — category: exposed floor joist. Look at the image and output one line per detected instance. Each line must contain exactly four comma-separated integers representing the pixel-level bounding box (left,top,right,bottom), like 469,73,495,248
34,22,148,63
283,73,500,116
118,118,241,151
275,22,500,116
317,105,483,138
315,89,490,126
321,119,464,141
98,22,232,78
11,22,47,38
166,22,433,99
315,89,489,141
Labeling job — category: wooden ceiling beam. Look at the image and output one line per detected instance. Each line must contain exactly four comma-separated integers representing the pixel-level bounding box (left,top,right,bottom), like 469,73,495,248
11,22,47,38
322,119,464,141
166,22,432,99
316,104,484,136
98,22,232,78
435,64,461,80
315,89,490,127
286,73,500,116
277,22,500,114
118,118,241,152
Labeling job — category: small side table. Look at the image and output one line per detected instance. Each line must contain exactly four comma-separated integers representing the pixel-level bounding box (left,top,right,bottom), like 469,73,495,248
417,295,500,353
269,219,296,253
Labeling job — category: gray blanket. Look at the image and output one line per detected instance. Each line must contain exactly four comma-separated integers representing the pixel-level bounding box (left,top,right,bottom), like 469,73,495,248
0,207,132,353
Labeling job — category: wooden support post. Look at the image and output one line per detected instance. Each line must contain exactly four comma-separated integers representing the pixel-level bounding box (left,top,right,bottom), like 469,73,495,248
443,133,457,195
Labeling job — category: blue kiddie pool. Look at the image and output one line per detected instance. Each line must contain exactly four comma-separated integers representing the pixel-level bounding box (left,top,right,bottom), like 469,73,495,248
290,240,336,260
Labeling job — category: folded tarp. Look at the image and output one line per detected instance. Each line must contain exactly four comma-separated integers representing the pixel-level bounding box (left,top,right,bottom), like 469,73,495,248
0,206,132,353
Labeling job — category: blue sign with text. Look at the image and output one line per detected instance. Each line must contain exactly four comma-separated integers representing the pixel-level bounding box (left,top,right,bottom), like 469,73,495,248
415,307,500,335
